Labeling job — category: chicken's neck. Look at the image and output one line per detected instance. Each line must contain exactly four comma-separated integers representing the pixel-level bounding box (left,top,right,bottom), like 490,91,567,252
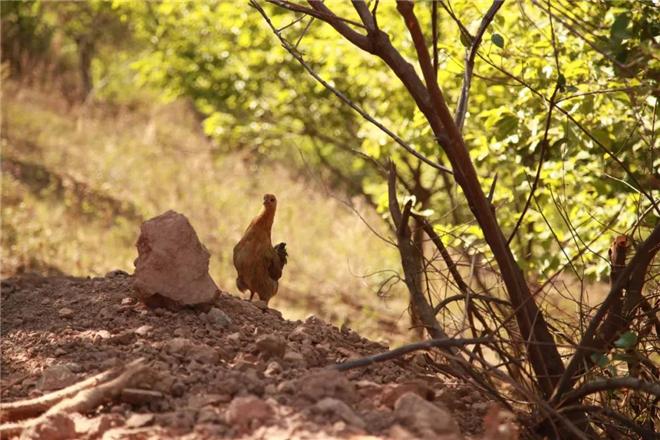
249,205,276,235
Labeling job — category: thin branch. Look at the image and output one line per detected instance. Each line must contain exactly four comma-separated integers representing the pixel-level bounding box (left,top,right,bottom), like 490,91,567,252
351,0,375,30
432,0,439,74
370,0,380,30
268,0,368,31
507,82,560,245
412,214,476,306
294,17,314,49
454,0,504,132
434,292,511,314
333,337,489,371
559,377,660,406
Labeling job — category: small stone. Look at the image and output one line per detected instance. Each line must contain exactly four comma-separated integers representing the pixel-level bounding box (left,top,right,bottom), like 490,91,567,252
189,344,219,364
483,405,520,440
152,370,176,394
121,297,135,306
252,300,268,310
22,413,75,439
96,330,112,340
225,395,274,427
287,326,308,342
264,361,282,377
313,397,366,429
382,381,435,408
58,307,75,318
205,307,232,328
165,337,194,355
134,325,153,337
188,393,228,409
197,408,221,424
283,350,305,365
158,409,197,431
171,381,186,397
110,331,136,345
73,414,121,438
472,402,490,412
394,392,460,437
125,413,154,429
227,332,241,343
255,334,286,360
298,370,356,403
106,269,129,278
38,365,77,391
264,384,277,395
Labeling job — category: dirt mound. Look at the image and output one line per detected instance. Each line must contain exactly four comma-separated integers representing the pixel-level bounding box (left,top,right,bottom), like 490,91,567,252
1,273,497,439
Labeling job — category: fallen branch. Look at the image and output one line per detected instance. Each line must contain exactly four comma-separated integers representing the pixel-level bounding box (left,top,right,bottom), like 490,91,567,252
42,358,149,416
0,361,135,422
0,358,150,439
333,337,489,371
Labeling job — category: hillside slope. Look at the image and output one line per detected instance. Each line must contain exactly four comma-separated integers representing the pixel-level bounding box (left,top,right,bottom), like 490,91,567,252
1,83,410,344
0,273,500,439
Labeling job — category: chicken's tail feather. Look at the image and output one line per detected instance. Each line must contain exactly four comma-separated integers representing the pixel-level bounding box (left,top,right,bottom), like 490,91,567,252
274,242,288,265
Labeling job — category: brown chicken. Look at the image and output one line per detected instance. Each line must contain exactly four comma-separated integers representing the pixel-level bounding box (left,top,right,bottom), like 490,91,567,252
233,194,287,304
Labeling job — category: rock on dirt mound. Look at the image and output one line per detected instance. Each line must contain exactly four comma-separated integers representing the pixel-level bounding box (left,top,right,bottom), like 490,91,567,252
132,210,219,305
1,273,502,439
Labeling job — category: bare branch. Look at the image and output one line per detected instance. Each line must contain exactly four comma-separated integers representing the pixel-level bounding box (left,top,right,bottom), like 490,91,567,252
434,293,511,314
507,82,560,245
559,377,660,406
454,0,504,132
351,0,375,30
431,0,439,74
268,0,368,32
333,337,489,371
305,0,371,50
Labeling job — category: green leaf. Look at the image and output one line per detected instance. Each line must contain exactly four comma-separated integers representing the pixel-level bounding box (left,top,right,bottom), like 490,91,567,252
557,73,566,91
590,352,609,368
491,33,504,48
610,14,631,42
614,331,637,349
460,31,473,48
